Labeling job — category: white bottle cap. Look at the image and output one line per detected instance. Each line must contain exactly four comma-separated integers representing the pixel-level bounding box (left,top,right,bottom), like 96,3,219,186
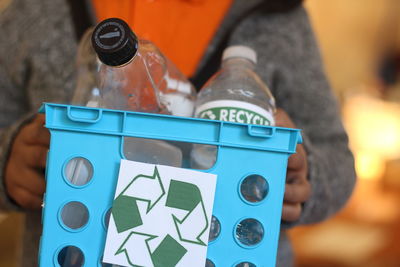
222,45,257,64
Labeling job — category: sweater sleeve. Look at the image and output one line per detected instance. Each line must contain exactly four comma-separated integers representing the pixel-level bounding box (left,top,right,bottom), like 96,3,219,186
0,3,37,211
0,115,36,211
228,6,356,225
0,0,78,211
0,57,34,211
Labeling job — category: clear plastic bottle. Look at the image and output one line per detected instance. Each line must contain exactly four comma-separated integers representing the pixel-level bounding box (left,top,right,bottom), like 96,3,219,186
195,45,275,124
62,19,196,267
191,45,276,170
71,28,101,108
72,18,196,168
191,46,276,245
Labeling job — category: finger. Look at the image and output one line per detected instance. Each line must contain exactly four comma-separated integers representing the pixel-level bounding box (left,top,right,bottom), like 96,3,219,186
282,202,302,222
284,180,311,204
7,165,46,196
10,185,43,210
275,108,296,128
19,115,50,146
17,145,48,169
287,145,307,172
275,108,308,173
35,113,46,124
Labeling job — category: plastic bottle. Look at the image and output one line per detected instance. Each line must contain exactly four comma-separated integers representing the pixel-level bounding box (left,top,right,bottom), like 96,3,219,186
195,45,275,123
72,18,196,168
62,19,196,267
191,45,276,170
190,46,276,244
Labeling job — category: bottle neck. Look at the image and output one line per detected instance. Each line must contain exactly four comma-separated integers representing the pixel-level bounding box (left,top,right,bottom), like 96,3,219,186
221,57,256,70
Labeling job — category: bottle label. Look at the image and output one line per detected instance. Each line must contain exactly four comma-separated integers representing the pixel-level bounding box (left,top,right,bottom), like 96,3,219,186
195,100,275,126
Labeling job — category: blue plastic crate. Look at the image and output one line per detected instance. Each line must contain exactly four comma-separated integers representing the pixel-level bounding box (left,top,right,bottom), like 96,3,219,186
39,103,302,267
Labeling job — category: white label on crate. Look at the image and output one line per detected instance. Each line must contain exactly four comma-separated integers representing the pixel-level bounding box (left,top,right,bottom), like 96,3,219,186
103,160,217,267
195,100,275,126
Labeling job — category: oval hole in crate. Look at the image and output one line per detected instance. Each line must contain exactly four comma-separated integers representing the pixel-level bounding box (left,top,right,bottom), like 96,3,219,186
60,201,89,230
64,157,93,187
235,218,264,247
208,215,221,242
240,175,269,204
205,259,216,267
235,262,256,267
103,208,112,230
57,245,84,267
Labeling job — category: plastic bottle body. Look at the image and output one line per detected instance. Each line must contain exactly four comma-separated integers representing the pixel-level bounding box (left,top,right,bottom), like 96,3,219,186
72,29,102,108
64,20,195,266
191,56,276,170
97,39,195,167
192,47,276,244
195,57,275,124
73,29,196,167
97,39,195,117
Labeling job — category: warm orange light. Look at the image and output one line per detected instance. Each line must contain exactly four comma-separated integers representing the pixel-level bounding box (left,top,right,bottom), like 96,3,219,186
354,150,385,180
343,93,400,180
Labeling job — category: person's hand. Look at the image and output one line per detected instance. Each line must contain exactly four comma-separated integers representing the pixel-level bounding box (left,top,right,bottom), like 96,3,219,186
275,108,311,222
4,114,49,210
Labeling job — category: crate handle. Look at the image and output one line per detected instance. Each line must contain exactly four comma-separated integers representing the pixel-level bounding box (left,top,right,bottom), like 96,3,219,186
247,125,275,138
67,106,102,123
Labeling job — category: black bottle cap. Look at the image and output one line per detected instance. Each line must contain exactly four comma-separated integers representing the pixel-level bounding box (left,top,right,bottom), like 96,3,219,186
91,18,138,67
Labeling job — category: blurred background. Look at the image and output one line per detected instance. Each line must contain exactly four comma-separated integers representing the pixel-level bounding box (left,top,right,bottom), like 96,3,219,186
290,0,400,266
1,0,400,266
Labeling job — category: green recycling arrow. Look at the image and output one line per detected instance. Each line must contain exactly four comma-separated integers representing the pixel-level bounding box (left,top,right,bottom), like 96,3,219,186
112,195,143,233
112,166,165,233
166,180,209,246
110,166,209,266
116,232,187,267
151,234,187,267
115,231,156,267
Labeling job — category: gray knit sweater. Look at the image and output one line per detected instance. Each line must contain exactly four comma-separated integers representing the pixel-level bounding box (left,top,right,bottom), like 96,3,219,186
0,0,356,266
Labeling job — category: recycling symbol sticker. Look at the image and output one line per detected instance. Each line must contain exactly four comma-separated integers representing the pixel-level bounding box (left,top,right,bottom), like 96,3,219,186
103,160,217,267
